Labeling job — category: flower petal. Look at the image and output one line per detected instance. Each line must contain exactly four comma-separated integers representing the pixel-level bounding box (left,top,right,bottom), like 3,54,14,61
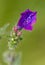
17,9,37,31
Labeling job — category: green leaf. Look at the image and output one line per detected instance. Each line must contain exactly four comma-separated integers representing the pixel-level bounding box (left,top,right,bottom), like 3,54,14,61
13,52,22,65
0,23,10,36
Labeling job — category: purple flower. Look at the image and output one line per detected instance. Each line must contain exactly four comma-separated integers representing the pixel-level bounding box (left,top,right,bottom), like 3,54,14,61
17,9,37,31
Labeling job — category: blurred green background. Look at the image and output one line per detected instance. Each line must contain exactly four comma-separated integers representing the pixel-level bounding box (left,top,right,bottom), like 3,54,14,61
0,0,45,65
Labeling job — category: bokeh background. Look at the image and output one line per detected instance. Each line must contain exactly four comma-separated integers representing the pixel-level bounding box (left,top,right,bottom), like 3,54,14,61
0,0,45,65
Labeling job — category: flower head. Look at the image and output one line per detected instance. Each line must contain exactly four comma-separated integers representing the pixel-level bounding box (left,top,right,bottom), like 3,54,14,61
17,9,37,31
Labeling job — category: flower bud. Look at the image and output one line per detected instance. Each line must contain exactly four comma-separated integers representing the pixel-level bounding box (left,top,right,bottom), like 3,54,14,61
13,26,18,32
17,31,22,36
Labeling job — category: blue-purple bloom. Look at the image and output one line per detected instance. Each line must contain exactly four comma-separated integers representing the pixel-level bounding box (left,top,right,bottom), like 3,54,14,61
17,9,37,31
